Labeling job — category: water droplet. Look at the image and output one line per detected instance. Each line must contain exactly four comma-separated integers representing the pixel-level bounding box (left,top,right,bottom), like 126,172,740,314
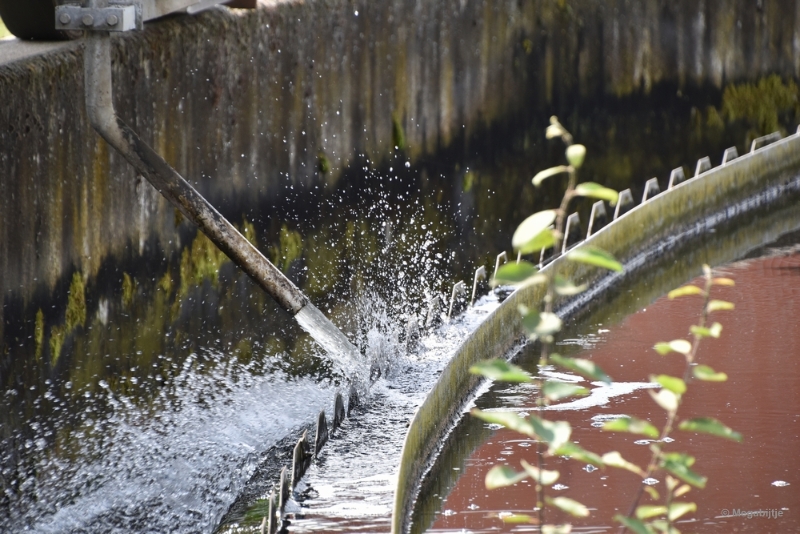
442,509,456,516
552,483,569,490
467,503,480,510
405,161,411,168
584,464,598,473
772,480,790,487
643,478,659,485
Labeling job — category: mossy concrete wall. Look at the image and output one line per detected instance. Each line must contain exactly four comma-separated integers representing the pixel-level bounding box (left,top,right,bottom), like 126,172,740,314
2,0,800,340
390,132,800,533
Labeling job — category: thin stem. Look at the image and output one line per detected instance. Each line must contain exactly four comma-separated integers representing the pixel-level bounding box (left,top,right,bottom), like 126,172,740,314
536,441,545,526
664,479,675,531
618,270,714,533
534,142,577,528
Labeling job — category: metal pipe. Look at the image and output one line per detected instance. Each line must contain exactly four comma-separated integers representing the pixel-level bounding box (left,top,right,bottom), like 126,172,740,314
83,32,309,314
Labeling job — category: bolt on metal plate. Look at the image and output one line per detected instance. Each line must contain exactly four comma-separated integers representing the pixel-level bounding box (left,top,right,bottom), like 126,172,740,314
55,5,137,32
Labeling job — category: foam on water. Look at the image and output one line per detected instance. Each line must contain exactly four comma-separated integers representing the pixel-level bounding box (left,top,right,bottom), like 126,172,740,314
271,295,502,533
4,351,333,533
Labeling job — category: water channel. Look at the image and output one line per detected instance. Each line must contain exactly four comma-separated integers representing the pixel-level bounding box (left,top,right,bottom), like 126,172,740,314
415,226,800,534
1,76,798,533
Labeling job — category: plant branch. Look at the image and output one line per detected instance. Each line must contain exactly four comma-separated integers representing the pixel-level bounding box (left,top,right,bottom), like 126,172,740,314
618,268,715,533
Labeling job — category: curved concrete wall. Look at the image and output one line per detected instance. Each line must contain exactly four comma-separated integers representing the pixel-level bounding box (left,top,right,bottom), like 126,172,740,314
391,131,800,533
3,0,800,340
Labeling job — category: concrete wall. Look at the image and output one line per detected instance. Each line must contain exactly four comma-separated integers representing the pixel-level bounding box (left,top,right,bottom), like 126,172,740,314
2,0,800,338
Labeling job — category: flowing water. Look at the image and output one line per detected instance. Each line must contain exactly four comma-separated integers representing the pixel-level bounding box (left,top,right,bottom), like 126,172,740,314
419,232,800,533
1,77,793,533
294,303,365,383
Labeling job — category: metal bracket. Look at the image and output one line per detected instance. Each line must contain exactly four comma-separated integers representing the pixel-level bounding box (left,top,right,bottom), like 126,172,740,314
56,4,139,32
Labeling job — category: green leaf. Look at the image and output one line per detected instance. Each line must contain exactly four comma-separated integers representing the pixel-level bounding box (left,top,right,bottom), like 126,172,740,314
693,364,727,382
636,505,667,520
520,307,562,339
533,166,571,187
566,144,587,168
661,453,707,489
541,525,572,534
707,300,735,312
542,380,589,401
536,312,562,336
546,496,589,518
601,451,646,477
485,465,528,489
554,441,604,466
668,285,703,299
653,339,692,355
678,417,743,442
712,277,735,286
520,459,560,486
644,486,660,501
471,409,536,437
668,502,697,521
501,514,537,524
602,416,659,439
550,354,613,384
574,182,619,205
663,452,695,466
530,416,572,453
665,476,679,492
492,261,545,287
513,211,558,254
546,122,568,140
651,374,686,395
649,389,680,412
554,275,587,296
614,515,654,534
470,359,533,383
674,484,691,498
690,322,723,339
567,246,623,272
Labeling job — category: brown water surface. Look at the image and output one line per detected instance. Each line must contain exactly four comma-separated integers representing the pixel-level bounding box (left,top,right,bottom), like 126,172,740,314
430,249,800,533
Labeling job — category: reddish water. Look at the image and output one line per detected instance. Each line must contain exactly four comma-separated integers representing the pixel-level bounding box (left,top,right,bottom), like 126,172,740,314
430,251,800,533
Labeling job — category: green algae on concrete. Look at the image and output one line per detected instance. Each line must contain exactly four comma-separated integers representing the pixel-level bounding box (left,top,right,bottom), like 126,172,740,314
34,309,44,361
271,224,303,274
721,74,800,143
45,272,87,366
4,0,800,339
121,272,136,309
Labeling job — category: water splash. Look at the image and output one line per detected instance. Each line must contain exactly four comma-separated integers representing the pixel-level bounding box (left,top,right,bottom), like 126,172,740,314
295,303,365,381
2,350,333,533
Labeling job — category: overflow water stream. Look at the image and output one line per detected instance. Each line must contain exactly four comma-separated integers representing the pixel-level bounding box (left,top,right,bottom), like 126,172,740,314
1,80,796,533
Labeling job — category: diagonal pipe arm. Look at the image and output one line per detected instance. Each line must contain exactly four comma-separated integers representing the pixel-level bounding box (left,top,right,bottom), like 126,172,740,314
83,31,309,314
